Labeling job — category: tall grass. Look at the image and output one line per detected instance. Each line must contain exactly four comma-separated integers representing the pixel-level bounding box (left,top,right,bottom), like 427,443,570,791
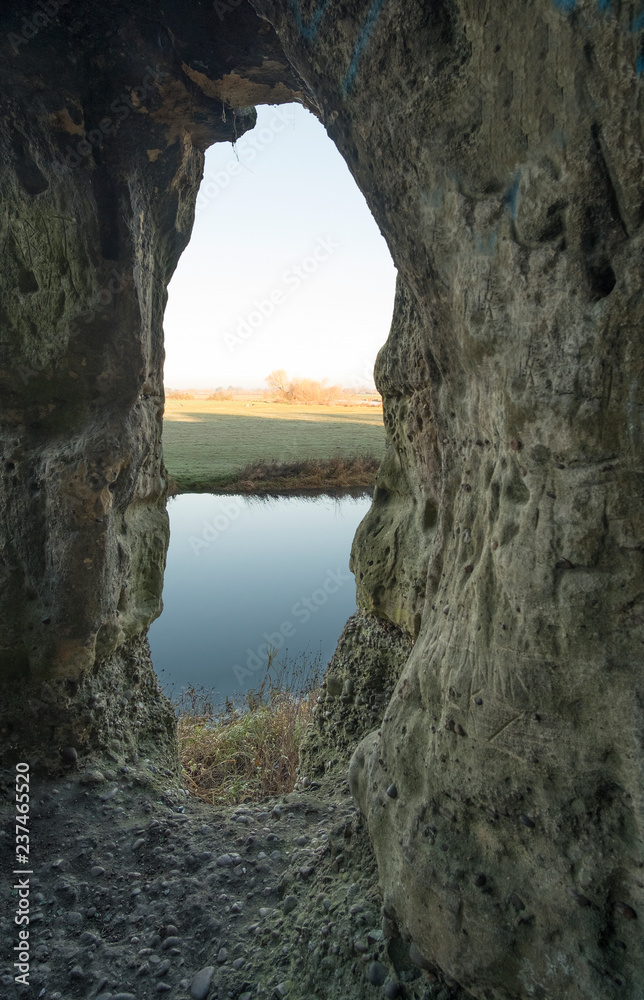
175,652,321,806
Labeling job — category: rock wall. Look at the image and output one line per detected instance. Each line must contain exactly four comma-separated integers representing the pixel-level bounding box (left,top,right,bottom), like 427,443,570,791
0,0,301,767
251,1,644,996
1,0,643,997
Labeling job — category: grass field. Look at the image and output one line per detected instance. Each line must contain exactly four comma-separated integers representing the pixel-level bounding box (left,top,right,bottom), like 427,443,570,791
162,398,386,493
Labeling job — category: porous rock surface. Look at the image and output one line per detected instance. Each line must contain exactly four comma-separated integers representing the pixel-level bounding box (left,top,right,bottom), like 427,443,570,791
1,1,643,999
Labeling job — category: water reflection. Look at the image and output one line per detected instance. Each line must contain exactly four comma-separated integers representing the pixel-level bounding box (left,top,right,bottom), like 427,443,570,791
148,493,370,703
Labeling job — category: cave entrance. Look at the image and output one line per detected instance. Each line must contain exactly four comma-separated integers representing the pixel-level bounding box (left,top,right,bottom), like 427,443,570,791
152,101,396,705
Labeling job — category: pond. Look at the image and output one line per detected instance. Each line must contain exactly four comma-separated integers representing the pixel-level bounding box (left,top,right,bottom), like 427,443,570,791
148,493,370,703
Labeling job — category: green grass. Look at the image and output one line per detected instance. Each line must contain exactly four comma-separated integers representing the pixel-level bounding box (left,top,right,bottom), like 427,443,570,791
163,398,386,492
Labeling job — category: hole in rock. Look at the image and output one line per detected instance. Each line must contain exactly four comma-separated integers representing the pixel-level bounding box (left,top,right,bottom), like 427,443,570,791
587,259,616,300
150,102,396,708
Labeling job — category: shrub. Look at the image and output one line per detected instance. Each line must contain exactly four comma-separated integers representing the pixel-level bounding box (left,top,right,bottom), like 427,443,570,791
265,369,341,404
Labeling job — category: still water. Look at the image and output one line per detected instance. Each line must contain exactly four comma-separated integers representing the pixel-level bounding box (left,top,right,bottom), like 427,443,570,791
148,493,370,702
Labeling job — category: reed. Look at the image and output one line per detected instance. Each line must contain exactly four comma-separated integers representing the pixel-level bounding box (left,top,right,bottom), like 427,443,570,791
174,651,321,805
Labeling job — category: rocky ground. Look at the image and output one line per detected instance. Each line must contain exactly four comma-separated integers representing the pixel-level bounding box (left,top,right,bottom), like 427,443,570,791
0,758,463,1000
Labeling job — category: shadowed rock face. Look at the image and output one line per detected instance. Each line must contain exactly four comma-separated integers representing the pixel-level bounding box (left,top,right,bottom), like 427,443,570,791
1,1,643,997
0,0,302,766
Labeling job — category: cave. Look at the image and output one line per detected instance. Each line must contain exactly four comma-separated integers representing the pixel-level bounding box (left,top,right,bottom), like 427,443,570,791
1,1,643,997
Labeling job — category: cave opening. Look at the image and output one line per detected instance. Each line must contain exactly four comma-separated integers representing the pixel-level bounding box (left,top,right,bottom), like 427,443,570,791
152,101,396,704
1,1,642,993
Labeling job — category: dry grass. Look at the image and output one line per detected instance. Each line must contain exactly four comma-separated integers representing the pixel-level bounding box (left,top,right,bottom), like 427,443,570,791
218,455,379,495
175,656,320,806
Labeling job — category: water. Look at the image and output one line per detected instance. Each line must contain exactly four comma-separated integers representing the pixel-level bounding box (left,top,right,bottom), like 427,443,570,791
148,493,370,702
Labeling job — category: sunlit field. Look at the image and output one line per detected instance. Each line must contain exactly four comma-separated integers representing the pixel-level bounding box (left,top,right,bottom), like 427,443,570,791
162,398,386,492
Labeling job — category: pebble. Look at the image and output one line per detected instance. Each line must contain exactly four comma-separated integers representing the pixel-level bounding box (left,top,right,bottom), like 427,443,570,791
283,895,297,914
216,854,236,867
367,960,388,985
217,946,228,963
190,966,215,1000
60,746,78,762
80,770,105,784
386,784,397,799
91,866,105,877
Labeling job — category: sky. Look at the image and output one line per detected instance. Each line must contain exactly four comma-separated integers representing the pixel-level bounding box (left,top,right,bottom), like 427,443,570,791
162,102,397,391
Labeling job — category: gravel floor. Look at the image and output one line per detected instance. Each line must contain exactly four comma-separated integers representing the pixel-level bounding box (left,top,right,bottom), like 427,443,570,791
0,759,463,1000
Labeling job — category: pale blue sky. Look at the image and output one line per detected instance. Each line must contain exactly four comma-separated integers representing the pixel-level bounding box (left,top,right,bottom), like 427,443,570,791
162,102,397,390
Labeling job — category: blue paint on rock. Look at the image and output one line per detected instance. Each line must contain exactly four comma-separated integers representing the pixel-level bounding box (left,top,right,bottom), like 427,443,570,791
343,0,388,95
553,0,576,12
503,174,522,221
289,0,332,42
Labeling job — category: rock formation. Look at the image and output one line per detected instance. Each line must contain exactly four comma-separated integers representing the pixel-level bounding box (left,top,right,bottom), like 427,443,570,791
0,0,301,767
1,1,643,997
